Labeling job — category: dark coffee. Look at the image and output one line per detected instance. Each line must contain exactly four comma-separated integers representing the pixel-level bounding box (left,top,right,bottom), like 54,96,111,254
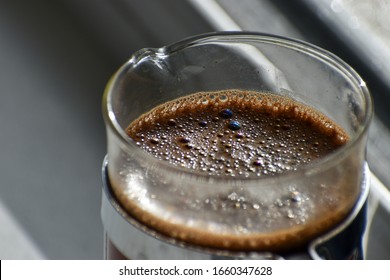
127,90,348,177
113,90,355,252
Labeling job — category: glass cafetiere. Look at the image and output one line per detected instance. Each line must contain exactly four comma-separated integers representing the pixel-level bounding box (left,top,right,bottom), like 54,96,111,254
101,32,373,260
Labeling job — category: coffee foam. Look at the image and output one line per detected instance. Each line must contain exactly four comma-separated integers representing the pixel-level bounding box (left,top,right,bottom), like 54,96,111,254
127,90,348,177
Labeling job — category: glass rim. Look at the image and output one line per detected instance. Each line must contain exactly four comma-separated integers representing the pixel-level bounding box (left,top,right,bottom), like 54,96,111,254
103,31,373,184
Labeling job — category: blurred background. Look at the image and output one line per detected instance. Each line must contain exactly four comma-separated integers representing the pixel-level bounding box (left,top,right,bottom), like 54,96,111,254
0,0,389,259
